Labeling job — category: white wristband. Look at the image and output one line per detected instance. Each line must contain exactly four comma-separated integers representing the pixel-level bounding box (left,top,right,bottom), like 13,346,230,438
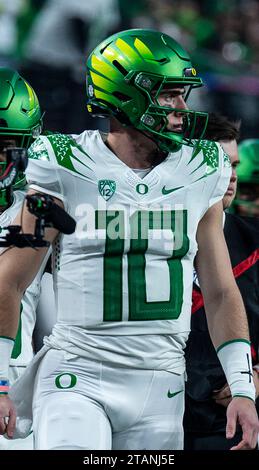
217,339,256,402
0,336,14,381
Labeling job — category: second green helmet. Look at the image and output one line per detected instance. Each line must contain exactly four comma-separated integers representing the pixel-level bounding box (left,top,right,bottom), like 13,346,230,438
237,139,259,184
0,67,42,149
86,29,208,152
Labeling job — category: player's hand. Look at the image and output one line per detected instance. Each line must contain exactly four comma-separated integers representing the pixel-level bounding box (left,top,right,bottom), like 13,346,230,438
226,396,259,450
0,395,16,438
212,383,232,408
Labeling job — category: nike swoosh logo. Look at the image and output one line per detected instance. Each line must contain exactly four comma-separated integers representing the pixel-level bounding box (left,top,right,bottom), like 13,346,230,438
167,389,184,398
162,185,184,195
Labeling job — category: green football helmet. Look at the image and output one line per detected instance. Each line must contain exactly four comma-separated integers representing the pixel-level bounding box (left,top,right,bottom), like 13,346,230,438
237,139,259,184
86,29,208,152
234,139,259,216
0,67,43,207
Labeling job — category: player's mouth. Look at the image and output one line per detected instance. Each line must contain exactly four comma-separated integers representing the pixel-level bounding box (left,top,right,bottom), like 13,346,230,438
166,125,183,133
226,186,235,195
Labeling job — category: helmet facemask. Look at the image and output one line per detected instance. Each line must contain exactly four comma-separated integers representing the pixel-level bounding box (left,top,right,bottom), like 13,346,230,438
0,160,26,207
131,74,208,151
0,121,43,149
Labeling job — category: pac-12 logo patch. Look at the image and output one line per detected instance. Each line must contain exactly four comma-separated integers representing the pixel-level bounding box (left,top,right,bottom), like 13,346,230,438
98,179,116,201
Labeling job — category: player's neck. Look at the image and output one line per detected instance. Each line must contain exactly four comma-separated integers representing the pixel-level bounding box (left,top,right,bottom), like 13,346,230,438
106,128,165,169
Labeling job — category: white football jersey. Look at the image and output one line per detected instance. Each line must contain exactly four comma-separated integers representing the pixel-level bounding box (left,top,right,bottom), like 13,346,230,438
0,190,50,368
26,131,231,373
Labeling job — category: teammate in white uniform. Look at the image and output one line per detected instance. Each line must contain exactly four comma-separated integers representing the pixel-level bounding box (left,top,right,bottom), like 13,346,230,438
0,68,50,449
0,30,258,450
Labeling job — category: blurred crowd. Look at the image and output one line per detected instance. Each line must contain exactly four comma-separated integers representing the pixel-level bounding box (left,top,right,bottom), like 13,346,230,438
1,0,259,138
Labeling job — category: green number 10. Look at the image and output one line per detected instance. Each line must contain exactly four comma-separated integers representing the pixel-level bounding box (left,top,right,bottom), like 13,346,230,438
96,210,189,322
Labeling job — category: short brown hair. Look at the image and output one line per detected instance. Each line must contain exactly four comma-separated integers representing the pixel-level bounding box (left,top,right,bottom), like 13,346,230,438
203,112,241,142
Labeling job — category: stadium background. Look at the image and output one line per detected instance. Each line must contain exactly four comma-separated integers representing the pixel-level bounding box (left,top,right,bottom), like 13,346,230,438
0,0,259,139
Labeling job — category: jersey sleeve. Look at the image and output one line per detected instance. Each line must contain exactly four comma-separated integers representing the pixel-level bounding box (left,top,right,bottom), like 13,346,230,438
202,141,231,215
26,136,65,202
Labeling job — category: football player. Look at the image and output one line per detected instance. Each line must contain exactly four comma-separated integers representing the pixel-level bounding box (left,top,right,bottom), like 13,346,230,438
0,30,258,450
0,68,51,449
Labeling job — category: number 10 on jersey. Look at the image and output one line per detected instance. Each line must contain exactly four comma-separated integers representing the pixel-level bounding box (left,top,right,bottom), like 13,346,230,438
96,209,189,322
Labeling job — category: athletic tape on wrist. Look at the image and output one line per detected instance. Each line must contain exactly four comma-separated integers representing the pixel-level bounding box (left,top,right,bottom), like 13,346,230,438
217,339,256,401
0,336,15,386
